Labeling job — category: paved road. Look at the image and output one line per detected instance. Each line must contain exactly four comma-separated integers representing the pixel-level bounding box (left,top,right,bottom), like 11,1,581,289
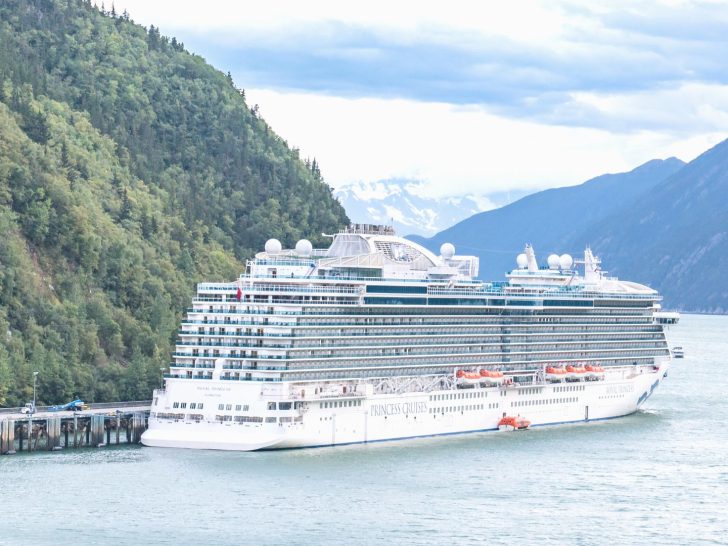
0,402,151,420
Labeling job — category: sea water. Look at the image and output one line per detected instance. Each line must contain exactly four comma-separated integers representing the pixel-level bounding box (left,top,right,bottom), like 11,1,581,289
1,314,726,545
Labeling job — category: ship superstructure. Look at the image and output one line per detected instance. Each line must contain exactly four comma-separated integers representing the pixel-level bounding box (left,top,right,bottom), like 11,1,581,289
142,225,671,450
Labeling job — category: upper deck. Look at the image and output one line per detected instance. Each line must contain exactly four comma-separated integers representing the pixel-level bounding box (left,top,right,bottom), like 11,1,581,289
222,225,658,302
170,226,667,384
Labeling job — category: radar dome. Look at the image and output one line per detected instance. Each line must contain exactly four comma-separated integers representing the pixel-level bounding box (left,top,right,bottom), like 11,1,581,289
559,253,573,270
516,253,528,269
295,239,313,257
547,254,560,269
264,238,282,254
440,243,455,259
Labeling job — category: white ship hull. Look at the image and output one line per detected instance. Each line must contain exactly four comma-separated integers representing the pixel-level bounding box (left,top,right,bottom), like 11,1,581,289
145,229,674,452
142,362,668,451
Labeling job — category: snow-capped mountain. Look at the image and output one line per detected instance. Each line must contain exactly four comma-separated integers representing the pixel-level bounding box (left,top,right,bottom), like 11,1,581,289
334,179,523,236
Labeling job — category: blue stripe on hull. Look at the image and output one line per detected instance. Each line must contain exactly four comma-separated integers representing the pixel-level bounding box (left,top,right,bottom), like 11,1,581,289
263,410,641,451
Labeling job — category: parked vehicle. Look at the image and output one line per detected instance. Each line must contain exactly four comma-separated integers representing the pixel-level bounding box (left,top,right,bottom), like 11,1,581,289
19,402,36,415
48,399,86,412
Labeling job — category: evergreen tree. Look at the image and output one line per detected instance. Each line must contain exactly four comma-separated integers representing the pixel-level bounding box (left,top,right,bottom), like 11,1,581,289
0,0,348,405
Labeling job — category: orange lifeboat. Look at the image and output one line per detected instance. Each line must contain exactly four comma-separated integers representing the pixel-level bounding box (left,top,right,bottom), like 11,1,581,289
566,364,587,381
456,370,481,384
584,364,605,380
479,369,505,385
498,415,531,431
545,366,567,382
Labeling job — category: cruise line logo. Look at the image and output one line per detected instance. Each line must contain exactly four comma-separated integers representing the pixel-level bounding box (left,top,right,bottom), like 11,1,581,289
370,401,428,417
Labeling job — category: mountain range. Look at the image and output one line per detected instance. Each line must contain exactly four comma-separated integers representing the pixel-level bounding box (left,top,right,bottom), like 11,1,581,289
412,143,728,312
570,139,728,312
335,179,530,236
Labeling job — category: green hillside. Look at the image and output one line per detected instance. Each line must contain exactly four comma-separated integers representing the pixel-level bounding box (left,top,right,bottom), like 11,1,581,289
0,0,348,406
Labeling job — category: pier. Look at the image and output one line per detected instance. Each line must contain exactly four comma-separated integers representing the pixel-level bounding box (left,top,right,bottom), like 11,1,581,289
0,401,150,455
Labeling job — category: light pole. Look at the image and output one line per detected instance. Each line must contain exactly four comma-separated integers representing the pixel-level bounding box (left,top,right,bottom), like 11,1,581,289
32,371,39,412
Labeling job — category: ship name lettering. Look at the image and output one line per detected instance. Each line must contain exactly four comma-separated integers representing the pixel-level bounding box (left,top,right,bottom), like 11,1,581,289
606,384,634,394
370,401,427,417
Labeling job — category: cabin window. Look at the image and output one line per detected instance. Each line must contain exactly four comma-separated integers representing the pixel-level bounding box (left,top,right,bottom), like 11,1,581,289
173,402,179,408
279,402,292,410
218,404,224,411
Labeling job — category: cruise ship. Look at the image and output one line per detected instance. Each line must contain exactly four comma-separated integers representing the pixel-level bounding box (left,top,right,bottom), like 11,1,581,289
141,224,672,451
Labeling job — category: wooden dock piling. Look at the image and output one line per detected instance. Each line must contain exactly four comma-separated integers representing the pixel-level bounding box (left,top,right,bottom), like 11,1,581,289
0,419,16,454
0,402,150,455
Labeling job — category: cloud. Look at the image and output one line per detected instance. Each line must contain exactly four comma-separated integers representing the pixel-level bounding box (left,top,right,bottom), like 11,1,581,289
114,0,728,132
246,88,724,195
109,0,728,197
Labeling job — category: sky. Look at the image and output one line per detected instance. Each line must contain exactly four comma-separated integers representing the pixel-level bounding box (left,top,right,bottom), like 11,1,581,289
111,0,728,198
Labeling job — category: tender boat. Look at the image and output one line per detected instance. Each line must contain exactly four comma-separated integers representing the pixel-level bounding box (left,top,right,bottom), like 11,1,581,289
566,364,587,381
545,365,567,382
456,370,482,385
479,369,505,385
584,364,605,380
498,416,531,431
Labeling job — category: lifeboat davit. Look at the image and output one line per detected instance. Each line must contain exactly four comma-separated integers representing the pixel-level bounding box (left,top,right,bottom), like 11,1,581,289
479,369,505,385
456,370,482,385
498,415,531,431
545,366,567,382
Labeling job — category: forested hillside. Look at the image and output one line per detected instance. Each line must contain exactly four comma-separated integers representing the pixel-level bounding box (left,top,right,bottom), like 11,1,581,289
571,139,728,313
0,0,348,406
